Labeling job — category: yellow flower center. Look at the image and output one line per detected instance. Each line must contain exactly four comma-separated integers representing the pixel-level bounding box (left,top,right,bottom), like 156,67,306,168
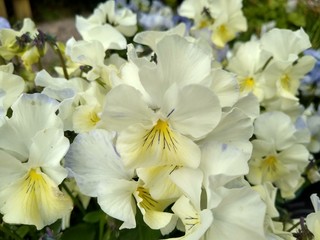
26,168,48,193
262,155,277,172
281,74,291,91
73,105,101,133
240,77,255,92
260,155,281,182
90,111,100,124
142,119,178,152
137,187,158,211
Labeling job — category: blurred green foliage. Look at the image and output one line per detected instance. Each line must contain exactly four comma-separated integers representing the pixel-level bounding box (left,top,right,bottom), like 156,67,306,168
241,0,320,48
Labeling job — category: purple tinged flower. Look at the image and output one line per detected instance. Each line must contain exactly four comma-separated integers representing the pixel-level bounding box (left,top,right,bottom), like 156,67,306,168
0,17,10,29
300,49,320,96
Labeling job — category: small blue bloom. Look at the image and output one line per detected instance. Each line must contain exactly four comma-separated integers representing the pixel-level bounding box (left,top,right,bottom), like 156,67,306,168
0,17,10,29
300,49,320,97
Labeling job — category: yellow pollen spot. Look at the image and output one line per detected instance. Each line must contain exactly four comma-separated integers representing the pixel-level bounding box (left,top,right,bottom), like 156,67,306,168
137,187,158,211
29,168,43,181
90,111,100,124
212,24,235,48
73,105,101,133
240,77,255,92
198,19,212,29
281,74,291,91
142,119,178,152
26,168,48,194
262,155,277,173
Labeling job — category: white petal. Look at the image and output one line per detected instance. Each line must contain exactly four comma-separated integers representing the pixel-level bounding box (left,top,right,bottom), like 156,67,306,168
164,84,222,139
170,168,203,210
0,169,72,230
80,25,127,50
9,93,62,142
65,129,132,196
137,166,182,200
102,84,155,131
98,178,138,229
28,128,69,184
133,23,186,50
254,111,296,150
0,150,27,190
69,40,105,66
140,35,211,104
170,195,213,239
310,194,320,212
0,94,62,160
200,143,250,190
209,69,240,108
0,120,28,160
117,122,201,169
134,187,174,229
233,93,260,119
0,71,25,111
200,108,253,154
261,28,311,61
206,187,266,240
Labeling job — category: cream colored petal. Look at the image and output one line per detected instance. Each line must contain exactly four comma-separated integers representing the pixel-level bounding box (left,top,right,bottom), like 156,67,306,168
117,122,201,169
0,169,72,230
137,165,182,200
28,128,69,184
102,84,155,131
65,129,132,196
98,178,138,229
164,84,222,140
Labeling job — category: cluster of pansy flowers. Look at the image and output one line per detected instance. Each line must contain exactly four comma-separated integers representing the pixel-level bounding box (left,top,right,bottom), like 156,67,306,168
0,0,320,239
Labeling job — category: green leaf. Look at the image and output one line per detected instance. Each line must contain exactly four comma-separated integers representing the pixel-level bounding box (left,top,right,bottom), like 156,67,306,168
61,224,96,240
288,12,306,27
115,211,162,240
16,226,30,238
83,210,106,223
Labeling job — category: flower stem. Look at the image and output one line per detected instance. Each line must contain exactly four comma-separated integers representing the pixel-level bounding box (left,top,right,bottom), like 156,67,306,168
49,43,69,79
60,181,86,215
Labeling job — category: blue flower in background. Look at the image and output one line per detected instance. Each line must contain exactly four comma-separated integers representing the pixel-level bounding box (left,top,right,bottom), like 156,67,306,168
300,49,320,97
0,17,10,29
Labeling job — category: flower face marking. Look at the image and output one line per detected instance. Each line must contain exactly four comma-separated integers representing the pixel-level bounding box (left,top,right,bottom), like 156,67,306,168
142,119,178,152
136,187,158,211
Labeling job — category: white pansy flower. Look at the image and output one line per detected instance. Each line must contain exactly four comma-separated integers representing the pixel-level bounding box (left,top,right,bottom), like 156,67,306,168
0,18,37,60
247,111,310,198
306,194,320,240
204,186,266,240
65,129,174,230
103,83,219,169
227,40,271,100
65,129,137,229
178,0,247,48
260,28,312,62
133,23,186,50
102,35,220,169
35,70,108,132
261,54,316,100
76,0,137,50
0,63,25,116
0,94,72,230
66,38,118,86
